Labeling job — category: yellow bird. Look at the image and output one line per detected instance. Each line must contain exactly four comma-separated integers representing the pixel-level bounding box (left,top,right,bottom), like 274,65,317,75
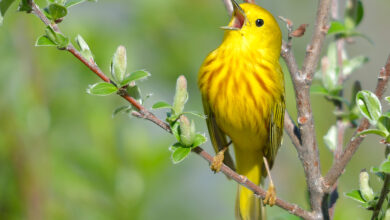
198,1,285,219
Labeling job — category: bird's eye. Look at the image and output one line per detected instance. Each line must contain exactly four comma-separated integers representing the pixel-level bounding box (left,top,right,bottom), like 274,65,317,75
256,19,264,27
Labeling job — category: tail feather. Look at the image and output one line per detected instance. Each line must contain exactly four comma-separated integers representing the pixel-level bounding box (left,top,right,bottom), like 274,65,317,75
236,185,266,220
234,148,265,220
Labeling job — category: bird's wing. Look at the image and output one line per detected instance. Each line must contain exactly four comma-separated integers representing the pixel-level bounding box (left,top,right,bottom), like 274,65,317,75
264,95,285,170
202,97,235,171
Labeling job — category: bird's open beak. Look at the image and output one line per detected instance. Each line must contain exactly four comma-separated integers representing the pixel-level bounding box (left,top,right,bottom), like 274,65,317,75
221,0,247,31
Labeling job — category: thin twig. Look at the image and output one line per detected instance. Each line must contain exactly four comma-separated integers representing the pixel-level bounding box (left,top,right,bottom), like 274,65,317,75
372,173,390,220
324,55,390,191
192,147,313,219
29,1,311,218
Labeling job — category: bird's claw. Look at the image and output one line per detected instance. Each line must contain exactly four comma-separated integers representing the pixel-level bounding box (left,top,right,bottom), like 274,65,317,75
263,184,276,206
210,151,225,173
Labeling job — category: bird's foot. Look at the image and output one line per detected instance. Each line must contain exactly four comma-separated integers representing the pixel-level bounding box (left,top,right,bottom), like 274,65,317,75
210,147,228,173
263,183,276,206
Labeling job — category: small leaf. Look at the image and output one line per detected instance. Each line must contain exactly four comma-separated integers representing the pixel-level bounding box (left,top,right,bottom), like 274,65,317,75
380,156,390,173
111,45,127,84
121,70,151,86
377,115,390,136
55,32,69,48
171,145,191,164
183,111,207,119
385,97,390,103
356,129,387,138
152,101,172,109
75,35,94,62
371,167,385,181
43,26,69,49
112,105,131,117
46,3,67,21
171,121,180,141
0,0,16,25
18,0,32,12
127,84,142,104
35,35,56,46
324,125,337,152
345,190,366,203
328,21,347,35
310,85,329,96
192,134,207,147
343,56,369,77
64,0,96,7
356,90,382,125
345,0,364,29
87,82,118,96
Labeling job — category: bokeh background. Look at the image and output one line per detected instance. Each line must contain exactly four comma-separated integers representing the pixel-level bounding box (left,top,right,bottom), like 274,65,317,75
1,0,389,219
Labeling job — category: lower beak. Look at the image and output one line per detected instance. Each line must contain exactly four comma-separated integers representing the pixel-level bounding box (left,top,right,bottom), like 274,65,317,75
221,0,247,31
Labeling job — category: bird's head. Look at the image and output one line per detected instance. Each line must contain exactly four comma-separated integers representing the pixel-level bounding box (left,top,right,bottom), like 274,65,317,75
222,1,282,58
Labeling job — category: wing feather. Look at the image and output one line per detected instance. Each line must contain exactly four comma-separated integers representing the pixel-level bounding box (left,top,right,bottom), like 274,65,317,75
202,97,235,171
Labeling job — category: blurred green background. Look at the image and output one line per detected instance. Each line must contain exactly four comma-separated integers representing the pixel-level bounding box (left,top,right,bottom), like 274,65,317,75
0,0,389,219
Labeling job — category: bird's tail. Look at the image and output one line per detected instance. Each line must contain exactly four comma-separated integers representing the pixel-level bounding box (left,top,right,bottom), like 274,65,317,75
234,148,265,220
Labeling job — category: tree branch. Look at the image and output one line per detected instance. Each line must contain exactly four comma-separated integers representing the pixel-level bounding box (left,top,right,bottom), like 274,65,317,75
371,172,390,220
323,55,390,191
29,1,311,218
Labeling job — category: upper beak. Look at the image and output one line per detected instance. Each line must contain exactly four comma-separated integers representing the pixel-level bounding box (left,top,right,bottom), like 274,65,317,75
220,0,247,31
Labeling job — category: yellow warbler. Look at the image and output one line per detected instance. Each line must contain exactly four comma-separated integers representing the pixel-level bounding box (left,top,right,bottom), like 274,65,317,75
198,1,285,219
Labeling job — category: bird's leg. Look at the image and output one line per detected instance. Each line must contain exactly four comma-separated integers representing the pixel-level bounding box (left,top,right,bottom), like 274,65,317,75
263,156,276,206
210,141,232,173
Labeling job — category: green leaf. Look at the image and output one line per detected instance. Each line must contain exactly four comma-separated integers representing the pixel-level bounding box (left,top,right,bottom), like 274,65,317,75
192,133,207,147
328,21,347,35
356,129,387,138
43,26,69,49
112,105,131,117
310,85,329,96
152,101,172,109
356,90,382,125
75,35,94,62
55,32,69,48
380,156,390,173
64,0,96,7
46,3,67,21
343,56,368,77
371,167,385,181
345,0,364,29
385,97,390,103
111,45,127,84
171,121,180,141
0,0,16,25
345,190,366,203
171,144,191,164
18,0,32,12
87,82,118,96
377,115,390,136
324,125,337,152
121,70,151,86
35,35,56,46
183,111,207,119
126,85,142,104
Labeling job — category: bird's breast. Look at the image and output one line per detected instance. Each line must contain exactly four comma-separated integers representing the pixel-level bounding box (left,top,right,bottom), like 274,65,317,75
198,49,283,142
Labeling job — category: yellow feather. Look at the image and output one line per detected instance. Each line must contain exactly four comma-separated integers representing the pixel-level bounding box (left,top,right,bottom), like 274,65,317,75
198,3,285,220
